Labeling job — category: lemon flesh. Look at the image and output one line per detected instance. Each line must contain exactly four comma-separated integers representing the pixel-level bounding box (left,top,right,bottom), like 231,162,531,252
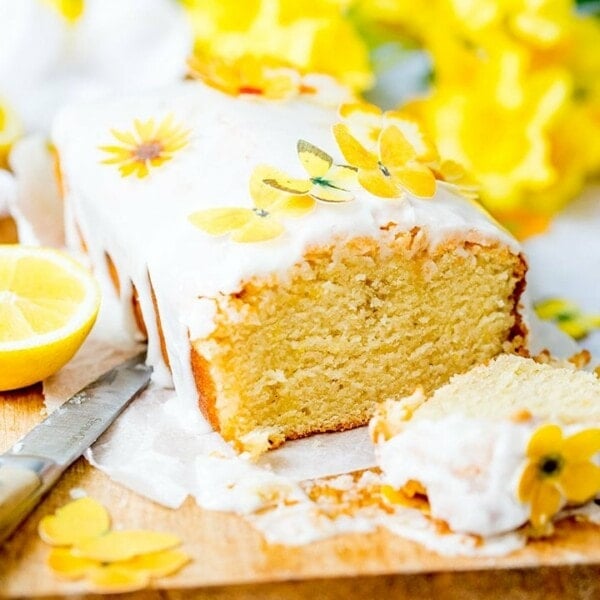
0,245,100,391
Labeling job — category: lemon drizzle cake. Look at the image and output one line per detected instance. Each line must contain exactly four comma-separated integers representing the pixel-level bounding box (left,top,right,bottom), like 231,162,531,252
52,79,528,452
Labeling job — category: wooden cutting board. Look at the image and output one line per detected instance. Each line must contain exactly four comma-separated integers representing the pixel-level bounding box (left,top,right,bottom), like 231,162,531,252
1,388,600,599
1,221,600,599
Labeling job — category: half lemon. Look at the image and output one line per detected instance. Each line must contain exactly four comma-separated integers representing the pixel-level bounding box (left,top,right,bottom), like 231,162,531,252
0,245,100,391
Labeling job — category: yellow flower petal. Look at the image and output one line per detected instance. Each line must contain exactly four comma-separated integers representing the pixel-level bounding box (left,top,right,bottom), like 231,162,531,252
339,102,383,147
154,114,175,140
437,159,467,183
73,530,180,562
119,162,141,178
38,497,110,546
110,129,137,147
309,183,353,203
134,118,155,141
297,140,333,179
262,170,312,195
389,163,437,198
534,298,576,320
333,123,378,170
163,139,189,154
328,164,358,186
232,216,284,243
385,112,439,162
250,165,290,209
47,548,101,580
271,195,315,217
530,480,563,529
133,162,149,179
88,565,150,593
563,429,600,461
188,208,254,236
527,424,563,459
149,156,169,168
358,168,400,198
559,461,600,504
339,102,382,120
98,146,134,160
116,549,191,578
557,320,590,340
379,125,418,167
518,462,539,503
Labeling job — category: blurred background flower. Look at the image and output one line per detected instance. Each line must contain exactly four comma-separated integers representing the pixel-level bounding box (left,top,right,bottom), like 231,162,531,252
182,0,373,91
0,0,192,133
352,0,600,237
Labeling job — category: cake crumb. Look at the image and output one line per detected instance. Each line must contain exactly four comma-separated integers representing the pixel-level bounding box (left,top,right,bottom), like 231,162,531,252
510,409,533,423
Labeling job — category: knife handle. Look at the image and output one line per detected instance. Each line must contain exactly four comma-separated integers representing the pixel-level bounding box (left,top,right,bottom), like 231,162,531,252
0,455,61,544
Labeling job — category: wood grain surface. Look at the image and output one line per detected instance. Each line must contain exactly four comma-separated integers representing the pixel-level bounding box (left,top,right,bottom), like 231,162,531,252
1,219,600,599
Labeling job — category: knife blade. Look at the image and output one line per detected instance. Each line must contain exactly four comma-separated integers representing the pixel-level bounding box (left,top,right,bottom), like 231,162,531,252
0,352,152,544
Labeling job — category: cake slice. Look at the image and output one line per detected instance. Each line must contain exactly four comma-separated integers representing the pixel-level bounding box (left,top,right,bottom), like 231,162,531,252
371,354,600,537
52,80,528,453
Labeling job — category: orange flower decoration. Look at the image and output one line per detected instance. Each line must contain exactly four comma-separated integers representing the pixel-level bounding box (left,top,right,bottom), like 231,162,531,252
99,115,190,179
188,53,315,100
518,424,600,531
333,122,437,199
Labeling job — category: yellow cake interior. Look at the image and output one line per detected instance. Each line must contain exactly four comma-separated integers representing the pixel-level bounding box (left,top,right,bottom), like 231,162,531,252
408,353,600,425
192,229,527,452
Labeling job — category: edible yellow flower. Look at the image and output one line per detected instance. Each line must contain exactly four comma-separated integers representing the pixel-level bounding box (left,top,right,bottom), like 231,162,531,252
0,101,23,169
518,424,600,531
262,140,356,202
183,0,372,91
39,497,110,546
188,52,314,99
333,122,437,199
339,102,438,159
40,497,190,592
188,165,314,243
340,102,479,200
99,115,190,179
534,298,600,340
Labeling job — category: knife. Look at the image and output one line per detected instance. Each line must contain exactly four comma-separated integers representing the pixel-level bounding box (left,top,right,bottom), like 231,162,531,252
0,352,152,544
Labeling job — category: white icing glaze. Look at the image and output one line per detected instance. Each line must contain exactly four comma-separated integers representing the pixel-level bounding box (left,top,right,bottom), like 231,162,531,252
8,135,64,246
376,415,598,538
192,455,307,514
52,80,521,424
377,415,531,536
